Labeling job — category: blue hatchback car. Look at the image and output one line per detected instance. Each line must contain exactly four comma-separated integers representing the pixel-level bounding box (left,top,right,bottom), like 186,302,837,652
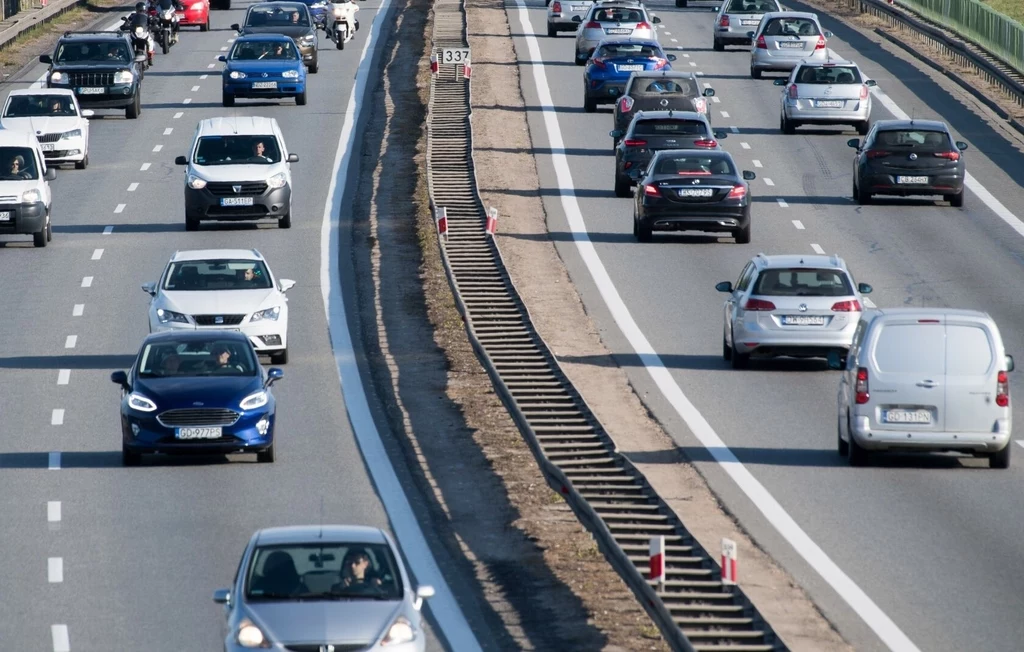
220,34,307,107
111,331,284,466
584,38,676,113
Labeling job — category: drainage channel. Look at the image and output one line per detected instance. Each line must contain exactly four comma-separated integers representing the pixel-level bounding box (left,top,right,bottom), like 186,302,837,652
425,1,786,649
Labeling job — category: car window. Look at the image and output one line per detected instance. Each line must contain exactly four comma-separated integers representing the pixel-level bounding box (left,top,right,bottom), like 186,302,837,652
752,268,854,297
763,17,820,36
638,78,698,95
736,262,754,292
194,135,282,165
162,259,273,291
727,0,778,12
654,154,733,176
795,65,860,84
596,43,662,58
4,95,78,118
246,5,310,27
54,41,130,64
634,119,706,136
946,325,994,376
0,146,39,180
872,129,950,149
245,543,403,601
138,339,259,377
230,40,299,60
872,323,945,376
847,320,868,369
591,7,643,22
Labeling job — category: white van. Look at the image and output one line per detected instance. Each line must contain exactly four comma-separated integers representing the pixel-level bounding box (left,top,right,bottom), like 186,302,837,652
835,308,1014,468
0,128,56,247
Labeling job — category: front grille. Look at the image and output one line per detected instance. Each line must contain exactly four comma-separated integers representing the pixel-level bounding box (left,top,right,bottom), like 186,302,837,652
44,150,72,158
68,71,116,87
37,133,62,143
194,314,245,326
157,408,239,427
284,645,368,652
0,195,18,203
207,204,270,217
206,182,268,197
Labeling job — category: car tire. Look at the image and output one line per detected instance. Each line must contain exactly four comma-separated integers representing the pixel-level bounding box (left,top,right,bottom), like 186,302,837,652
848,428,870,466
575,52,586,66
46,216,52,242
856,120,869,135
201,17,209,31
336,31,345,49
75,154,88,170
279,212,292,228
735,219,751,244
126,92,140,119
750,67,761,80
614,174,631,198
271,348,288,364
634,215,652,242
122,445,141,467
990,442,1011,469
309,59,319,74
223,91,235,107
730,337,749,369
185,215,200,231
676,0,687,6
780,114,796,135
548,24,557,38
584,95,597,113
713,38,724,52
257,443,275,463
722,334,732,361
854,177,870,205
296,91,307,106
948,190,964,208
837,414,849,457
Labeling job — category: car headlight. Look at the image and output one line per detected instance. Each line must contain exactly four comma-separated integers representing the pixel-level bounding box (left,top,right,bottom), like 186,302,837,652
21,189,41,203
156,308,189,324
265,172,287,189
50,71,68,84
113,70,134,84
61,129,82,140
127,393,157,412
186,174,207,189
251,306,281,322
282,69,299,78
381,616,415,646
299,34,315,45
240,390,269,410
229,70,247,79
236,618,271,648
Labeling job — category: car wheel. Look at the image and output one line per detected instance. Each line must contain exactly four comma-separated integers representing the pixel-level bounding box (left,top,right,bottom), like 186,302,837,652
296,91,307,106
185,215,200,231
735,219,751,244
548,24,557,38
46,215,52,242
575,52,586,66
584,95,597,113
948,190,964,208
837,413,849,456
990,442,1012,469
856,120,869,135
780,114,796,135
847,416,870,466
750,67,761,80
722,334,732,361
222,91,235,107
614,174,631,198
634,215,652,242
75,154,88,170
279,212,292,228
271,348,288,364
257,443,275,463
126,92,140,119
713,38,724,52
33,219,48,248
122,445,141,467
309,59,319,74
854,177,870,205
730,336,749,369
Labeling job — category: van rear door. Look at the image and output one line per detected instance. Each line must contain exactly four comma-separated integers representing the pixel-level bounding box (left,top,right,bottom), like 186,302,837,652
944,320,1000,433
868,318,946,432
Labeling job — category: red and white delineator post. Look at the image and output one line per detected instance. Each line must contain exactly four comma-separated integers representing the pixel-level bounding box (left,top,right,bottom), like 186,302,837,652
649,535,666,590
721,537,738,585
430,52,438,76
435,206,448,243
485,206,498,236
463,58,472,80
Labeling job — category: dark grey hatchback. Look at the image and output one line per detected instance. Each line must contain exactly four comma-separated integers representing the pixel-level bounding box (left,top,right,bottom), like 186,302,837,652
849,119,968,206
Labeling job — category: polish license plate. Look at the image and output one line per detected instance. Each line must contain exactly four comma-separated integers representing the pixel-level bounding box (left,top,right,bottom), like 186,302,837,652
617,64,643,72
882,409,933,424
41,143,56,151
220,197,254,206
815,100,843,108
78,87,104,94
781,315,826,325
605,27,631,34
897,175,928,184
779,41,804,49
251,81,277,89
0,211,10,221
571,4,588,10
742,19,759,25
176,426,223,439
677,188,713,198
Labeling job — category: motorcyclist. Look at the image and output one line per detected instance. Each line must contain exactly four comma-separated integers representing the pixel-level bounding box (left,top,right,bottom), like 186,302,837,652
151,0,185,43
328,0,358,47
122,2,156,64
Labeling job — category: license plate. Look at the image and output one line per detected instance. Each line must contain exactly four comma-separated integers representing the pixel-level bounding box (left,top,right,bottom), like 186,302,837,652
0,211,10,221
897,175,929,184
220,197,255,206
571,4,588,9
677,188,713,198
176,426,223,439
882,409,933,424
251,81,277,89
779,41,804,49
781,315,826,326
605,27,631,34
617,64,643,72
815,100,843,108
741,19,759,25
78,87,104,94
41,144,55,151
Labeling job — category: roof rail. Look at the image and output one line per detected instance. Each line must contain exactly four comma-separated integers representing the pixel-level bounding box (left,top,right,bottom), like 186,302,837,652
64,30,123,37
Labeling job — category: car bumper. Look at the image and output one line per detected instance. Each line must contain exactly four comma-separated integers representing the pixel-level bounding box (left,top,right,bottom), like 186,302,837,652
177,7,208,25
860,172,963,196
121,410,275,455
639,204,749,233
49,82,137,108
849,415,1011,453
586,80,627,101
41,138,87,163
224,638,425,652
223,79,306,99
752,49,827,71
548,14,582,28
150,319,288,352
716,26,757,43
185,183,291,222
784,100,869,123
298,43,317,62
0,201,47,234
731,324,856,356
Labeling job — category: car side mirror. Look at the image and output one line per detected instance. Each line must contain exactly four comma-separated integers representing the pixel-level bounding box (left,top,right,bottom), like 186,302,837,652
414,585,435,610
714,130,727,139
279,279,296,292
609,129,623,139
865,79,877,87
212,589,231,604
266,368,284,386
847,138,860,148
231,23,240,31
174,155,188,165
715,281,733,293
1006,354,1015,372
44,168,57,181
287,153,299,162
857,282,873,295
39,54,52,64
111,371,129,388
742,170,755,180
824,30,833,38
141,282,157,296
956,141,968,151
826,350,843,370
773,78,786,86
746,31,755,38
217,55,226,62
703,88,715,96
572,15,582,22
81,109,94,117
652,16,661,23
667,53,676,61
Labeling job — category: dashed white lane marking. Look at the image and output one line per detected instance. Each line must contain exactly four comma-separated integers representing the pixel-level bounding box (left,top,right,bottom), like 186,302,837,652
793,219,805,230
695,71,704,76
48,501,61,522
140,163,151,171
711,96,721,103
183,98,192,104
703,82,711,88
682,53,689,58
173,111,184,119
227,37,235,42
191,85,201,92
729,125,738,133
720,110,730,118
114,204,125,214
764,177,775,186
51,624,70,652
51,409,64,426
689,61,697,67
81,276,93,288
200,74,208,80
152,144,163,152
752,160,763,168
103,225,113,234
57,369,70,385
64,335,77,349
129,181,140,191
663,31,670,36
219,46,228,51
72,305,83,317
163,128,173,136
207,63,216,69
48,452,61,470
91,249,103,260
740,142,750,149
777,198,788,208
811,243,826,254
48,558,63,583
1016,440,1024,449
671,37,678,42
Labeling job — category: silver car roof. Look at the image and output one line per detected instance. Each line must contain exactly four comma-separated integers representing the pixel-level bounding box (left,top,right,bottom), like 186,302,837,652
633,110,706,120
752,253,848,270
254,525,390,546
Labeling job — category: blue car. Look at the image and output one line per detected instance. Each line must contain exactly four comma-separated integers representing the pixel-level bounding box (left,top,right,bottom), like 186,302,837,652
219,34,307,107
584,38,677,113
111,331,284,466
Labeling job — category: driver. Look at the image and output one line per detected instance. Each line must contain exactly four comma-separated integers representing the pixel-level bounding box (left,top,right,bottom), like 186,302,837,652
49,98,65,114
106,44,124,60
7,155,32,179
208,346,243,373
290,10,301,23
332,549,382,595
251,140,271,161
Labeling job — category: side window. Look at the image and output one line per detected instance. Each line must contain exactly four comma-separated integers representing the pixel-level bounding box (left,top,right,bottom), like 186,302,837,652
736,263,755,292
847,320,867,369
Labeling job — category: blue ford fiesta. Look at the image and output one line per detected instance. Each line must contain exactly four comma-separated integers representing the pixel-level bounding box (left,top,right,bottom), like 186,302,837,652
112,330,283,466
220,34,307,107
584,38,676,113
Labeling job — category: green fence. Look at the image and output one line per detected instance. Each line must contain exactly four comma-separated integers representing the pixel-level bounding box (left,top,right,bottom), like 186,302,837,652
897,0,1024,74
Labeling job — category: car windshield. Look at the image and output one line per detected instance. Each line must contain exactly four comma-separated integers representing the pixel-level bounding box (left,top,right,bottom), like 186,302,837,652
873,129,949,148
726,0,778,13
591,7,643,22
4,95,78,118
752,268,854,297
637,78,697,95
54,41,131,64
597,43,662,58
0,146,39,180
230,40,300,60
245,543,404,602
763,18,820,37
193,135,282,165
138,338,259,377
796,65,860,84
162,259,273,291
246,5,310,27
654,154,733,176
634,119,707,136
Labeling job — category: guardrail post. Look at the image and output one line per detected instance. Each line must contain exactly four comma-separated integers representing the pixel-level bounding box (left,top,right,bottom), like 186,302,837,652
649,535,665,592
429,52,438,76
721,538,737,586
435,206,448,243
485,206,498,237
463,58,472,80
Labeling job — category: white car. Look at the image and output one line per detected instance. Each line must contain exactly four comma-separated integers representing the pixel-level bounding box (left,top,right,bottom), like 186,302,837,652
1,89,91,169
142,249,294,364
0,128,57,247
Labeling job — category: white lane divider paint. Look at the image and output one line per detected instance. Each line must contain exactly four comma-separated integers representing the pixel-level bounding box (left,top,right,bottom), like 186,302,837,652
682,52,688,58
671,37,678,42
513,3,921,650
51,409,64,426
191,85,200,92
114,204,126,214
163,128,173,136
173,111,184,119
183,98,192,104
48,558,63,583
811,243,826,254
864,296,877,308
711,96,721,103
764,178,775,186
91,249,103,260
72,305,83,317
792,219,805,230
703,82,711,88
207,63,216,69
127,182,139,191
152,144,163,152
64,335,77,349
140,163,151,171
777,198,788,208
1016,440,1024,449
740,142,750,149
720,110,730,118
48,501,61,522
81,276,93,288
695,71,704,76
729,125,737,133
689,61,697,67
103,226,113,234
51,624,70,652
752,159,762,168
57,369,70,385
48,452,61,470
219,46,228,51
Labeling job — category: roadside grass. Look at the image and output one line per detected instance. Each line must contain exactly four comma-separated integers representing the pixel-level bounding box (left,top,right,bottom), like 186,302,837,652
980,1,1024,26
1,0,126,74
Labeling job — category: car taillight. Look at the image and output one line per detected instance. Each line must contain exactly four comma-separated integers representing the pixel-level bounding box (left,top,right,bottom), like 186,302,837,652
552,1,561,12
693,97,707,113
727,184,746,199
619,96,634,113
637,21,651,29
719,15,730,27
788,84,798,99
860,84,869,99
855,367,869,404
693,138,718,148
643,184,661,197
743,298,775,311
591,57,607,69
815,35,826,49
585,20,601,28
623,138,647,147
831,300,862,312
997,370,1010,407
652,57,668,70
756,35,767,49
866,150,890,159
934,151,960,161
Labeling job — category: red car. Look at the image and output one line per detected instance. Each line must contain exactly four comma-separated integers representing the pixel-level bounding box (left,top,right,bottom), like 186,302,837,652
176,0,210,30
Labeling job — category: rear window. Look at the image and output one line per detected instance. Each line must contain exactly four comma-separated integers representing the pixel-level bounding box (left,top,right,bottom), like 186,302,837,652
596,43,662,58
634,119,706,136
654,154,733,176
751,268,853,297
591,7,644,22
946,324,993,376
727,0,779,12
763,17,820,36
872,324,945,375
873,130,950,148
795,65,861,84
637,78,698,96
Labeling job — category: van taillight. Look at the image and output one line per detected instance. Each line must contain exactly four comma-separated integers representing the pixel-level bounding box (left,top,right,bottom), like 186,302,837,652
756,35,767,49
860,84,869,100
788,84,798,99
855,367,870,404
743,298,775,311
552,1,561,12
997,370,1010,407
831,300,861,312
815,35,826,49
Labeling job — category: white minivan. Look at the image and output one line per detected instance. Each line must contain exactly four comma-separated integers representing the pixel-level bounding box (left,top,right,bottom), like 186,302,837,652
835,308,1014,468
0,128,57,247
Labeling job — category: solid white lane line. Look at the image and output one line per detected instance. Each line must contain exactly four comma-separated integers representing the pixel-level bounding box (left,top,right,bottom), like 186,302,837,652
91,249,103,260
191,85,200,92
57,369,70,385
864,297,877,308
51,624,69,652
81,276,93,288
752,159,762,168
48,452,61,470
72,305,83,317
51,409,64,426
162,128,172,136
64,335,77,349
114,204,125,213
103,225,113,234
729,125,738,133
48,501,61,522
513,4,921,650
740,142,750,149
48,558,63,583
793,219,805,230
173,111,184,119
183,98,192,104
764,177,775,186
811,243,826,254
140,163,151,171
152,144,163,152
777,198,788,208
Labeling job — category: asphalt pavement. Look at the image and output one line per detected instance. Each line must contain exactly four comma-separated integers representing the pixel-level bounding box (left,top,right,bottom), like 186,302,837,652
509,1,1024,650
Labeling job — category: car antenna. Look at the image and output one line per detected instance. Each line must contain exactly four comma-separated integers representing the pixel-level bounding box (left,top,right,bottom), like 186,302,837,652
318,496,324,540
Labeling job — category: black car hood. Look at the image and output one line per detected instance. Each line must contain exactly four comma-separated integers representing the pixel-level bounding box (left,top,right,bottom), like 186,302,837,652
52,63,134,71
133,374,263,407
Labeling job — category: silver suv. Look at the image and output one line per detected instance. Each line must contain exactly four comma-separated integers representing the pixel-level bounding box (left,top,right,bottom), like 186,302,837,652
715,253,873,368
574,1,660,65
774,58,876,134
748,12,832,78
547,0,594,37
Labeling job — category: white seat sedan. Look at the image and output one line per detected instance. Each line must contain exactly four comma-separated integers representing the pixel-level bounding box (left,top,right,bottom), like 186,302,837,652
142,249,294,364
0,88,91,169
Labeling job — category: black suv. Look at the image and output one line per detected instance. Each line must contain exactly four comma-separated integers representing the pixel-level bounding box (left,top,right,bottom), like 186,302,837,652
40,31,145,120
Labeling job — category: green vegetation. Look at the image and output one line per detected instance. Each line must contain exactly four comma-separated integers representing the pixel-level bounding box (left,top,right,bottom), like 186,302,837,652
981,1,1024,26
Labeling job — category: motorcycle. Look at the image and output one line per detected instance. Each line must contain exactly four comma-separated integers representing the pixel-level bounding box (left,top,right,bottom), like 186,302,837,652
324,0,358,50
149,1,180,54
120,15,156,68
307,0,328,30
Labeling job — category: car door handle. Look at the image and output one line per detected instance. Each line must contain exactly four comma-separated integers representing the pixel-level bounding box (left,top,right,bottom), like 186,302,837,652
917,381,939,388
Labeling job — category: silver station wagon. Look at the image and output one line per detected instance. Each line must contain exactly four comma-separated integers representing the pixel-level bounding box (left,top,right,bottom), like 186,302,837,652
748,11,832,78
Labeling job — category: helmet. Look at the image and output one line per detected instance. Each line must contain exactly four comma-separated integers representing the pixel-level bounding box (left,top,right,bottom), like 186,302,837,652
135,2,146,11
